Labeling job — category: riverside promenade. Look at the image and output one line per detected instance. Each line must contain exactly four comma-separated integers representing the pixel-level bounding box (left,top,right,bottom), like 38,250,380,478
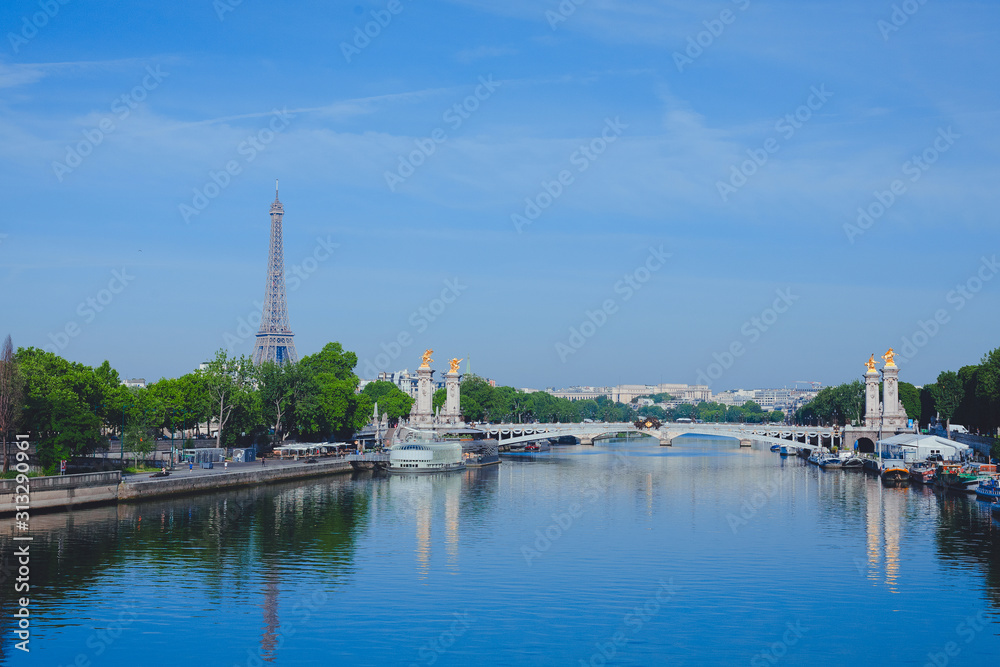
1,457,353,514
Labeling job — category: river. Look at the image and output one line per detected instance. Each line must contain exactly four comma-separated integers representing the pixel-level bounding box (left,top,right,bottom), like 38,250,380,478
3,436,1000,665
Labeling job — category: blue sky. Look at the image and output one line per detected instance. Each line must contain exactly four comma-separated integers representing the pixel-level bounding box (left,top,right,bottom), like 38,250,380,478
1,0,998,392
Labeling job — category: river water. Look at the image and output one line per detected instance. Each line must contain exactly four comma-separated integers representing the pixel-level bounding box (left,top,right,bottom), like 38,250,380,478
3,436,1000,666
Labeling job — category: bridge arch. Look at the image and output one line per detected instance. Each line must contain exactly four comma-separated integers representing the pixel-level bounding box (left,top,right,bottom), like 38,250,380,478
855,437,876,454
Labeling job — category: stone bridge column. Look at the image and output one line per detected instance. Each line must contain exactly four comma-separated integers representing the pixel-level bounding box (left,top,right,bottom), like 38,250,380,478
864,366,880,428
409,365,435,426
444,371,461,424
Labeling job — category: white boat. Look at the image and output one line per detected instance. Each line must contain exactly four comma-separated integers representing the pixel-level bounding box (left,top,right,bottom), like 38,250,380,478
841,456,864,470
818,456,843,469
389,429,466,473
779,445,797,457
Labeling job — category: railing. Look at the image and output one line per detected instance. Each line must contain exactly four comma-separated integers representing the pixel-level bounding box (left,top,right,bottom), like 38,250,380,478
345,453,390,462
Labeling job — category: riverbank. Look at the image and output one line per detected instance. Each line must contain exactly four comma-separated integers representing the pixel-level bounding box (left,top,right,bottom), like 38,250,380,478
0,458,353,514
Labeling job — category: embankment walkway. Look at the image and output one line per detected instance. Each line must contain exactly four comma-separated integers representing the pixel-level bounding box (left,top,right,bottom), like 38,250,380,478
0,457,353,514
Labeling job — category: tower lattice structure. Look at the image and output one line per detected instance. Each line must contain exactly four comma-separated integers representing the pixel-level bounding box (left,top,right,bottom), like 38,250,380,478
252,182,298,365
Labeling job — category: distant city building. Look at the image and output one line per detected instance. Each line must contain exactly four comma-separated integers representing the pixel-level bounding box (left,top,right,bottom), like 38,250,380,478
548,386,612,401
122,378,146,388
714,389,757,407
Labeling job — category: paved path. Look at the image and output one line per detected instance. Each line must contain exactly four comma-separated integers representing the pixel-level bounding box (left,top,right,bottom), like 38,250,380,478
121,457,353,483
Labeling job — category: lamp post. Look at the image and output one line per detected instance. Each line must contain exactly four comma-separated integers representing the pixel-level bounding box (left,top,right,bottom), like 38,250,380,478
121,404,130,461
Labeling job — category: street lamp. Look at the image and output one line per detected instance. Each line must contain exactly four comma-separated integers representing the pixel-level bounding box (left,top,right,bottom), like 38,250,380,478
121,404,130,461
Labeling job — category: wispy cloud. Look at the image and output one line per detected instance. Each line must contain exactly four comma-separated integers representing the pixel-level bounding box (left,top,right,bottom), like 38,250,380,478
455,45,519,64
0,57,172,90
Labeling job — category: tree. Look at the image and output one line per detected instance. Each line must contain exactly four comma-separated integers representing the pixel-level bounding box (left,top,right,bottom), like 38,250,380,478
919,385,936,430
295,343,368,440
123,411,158,467
200,349,255,448
898,381,921,424
361,381,414,424
432,388,446,414
16,347,105,473
258,361,307,445
976,348,1000,435
931,371,964,432
0,336,23,473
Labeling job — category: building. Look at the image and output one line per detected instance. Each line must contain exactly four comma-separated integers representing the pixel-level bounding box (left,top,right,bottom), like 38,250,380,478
548,386,612,401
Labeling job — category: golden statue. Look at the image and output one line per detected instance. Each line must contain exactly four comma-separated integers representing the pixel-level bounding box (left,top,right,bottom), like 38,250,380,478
449,358,463,374
882,348,896,367
419,349,433,368
865,354,877,373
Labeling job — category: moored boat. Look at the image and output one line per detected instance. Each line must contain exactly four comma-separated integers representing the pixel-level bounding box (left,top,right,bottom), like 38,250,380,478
908,460,936,485
779,445,797,457
936,463,989,493
881,461,910,484
770,444,781,452
842,457,864,470
818,456,842,469
975,476,1000,501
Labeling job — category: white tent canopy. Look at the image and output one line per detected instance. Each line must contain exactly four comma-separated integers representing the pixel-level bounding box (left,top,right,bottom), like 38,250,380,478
877,433,970,462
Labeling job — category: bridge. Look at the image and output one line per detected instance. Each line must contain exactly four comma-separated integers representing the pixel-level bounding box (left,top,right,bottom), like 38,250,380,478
480,422,842,450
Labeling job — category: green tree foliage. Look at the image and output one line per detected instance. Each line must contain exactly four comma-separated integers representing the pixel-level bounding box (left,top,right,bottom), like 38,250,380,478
795,381,863,426
295,343,369,440
361,381,414,423
432,388,446,413
898,381,921,423
15,347,112,473
199,349,255,448
930,371,963,430
258,360,308,445
919,385,937,430
976,348,1000,434
0,335,23,473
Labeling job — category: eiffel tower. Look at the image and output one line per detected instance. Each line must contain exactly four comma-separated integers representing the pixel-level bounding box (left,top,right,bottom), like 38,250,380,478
252,181,298,365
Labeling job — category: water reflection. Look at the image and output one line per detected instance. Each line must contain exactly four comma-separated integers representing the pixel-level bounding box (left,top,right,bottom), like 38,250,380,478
7,442,1000,664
